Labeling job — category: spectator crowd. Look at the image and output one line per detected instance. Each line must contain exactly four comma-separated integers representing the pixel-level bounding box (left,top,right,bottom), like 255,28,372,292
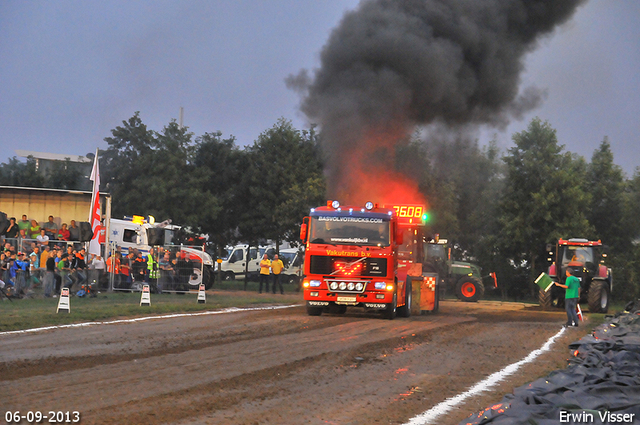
1,214,105,298
106,246,196,294
1,213,195,298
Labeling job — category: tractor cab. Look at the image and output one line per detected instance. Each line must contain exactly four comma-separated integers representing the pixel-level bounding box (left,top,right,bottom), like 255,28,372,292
423,236,447,272
552,239,602,284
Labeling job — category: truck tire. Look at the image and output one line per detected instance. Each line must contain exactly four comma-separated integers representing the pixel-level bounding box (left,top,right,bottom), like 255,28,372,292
455,277,484,302
285,275,299,285
189,264,214,290
306,302,323,316
588,279,610,313
383,292,397,320
397,280,412,318
223,271,235,282
202,265,213,290
433,279,440,313
329,304,347,314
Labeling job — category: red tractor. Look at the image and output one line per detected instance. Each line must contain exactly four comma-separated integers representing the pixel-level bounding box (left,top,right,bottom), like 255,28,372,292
539,238,612,313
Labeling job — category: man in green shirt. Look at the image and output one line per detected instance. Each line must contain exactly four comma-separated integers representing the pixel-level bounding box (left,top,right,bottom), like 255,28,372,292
555,268,581,327
18,215,30,234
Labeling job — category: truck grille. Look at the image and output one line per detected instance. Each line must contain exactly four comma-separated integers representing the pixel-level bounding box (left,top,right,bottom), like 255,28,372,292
309,256,387,277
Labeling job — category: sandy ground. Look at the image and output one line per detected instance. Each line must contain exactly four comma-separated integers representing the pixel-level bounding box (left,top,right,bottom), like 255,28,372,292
1,297,589,425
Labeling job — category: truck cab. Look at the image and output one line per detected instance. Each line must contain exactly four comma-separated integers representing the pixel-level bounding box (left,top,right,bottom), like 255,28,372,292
301,201,426,319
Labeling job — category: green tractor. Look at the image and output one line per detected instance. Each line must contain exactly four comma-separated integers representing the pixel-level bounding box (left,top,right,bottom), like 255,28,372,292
422,236,497,302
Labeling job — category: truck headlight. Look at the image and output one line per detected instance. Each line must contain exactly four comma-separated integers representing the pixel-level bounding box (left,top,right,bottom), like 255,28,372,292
374,282,386,290
309,280,321,287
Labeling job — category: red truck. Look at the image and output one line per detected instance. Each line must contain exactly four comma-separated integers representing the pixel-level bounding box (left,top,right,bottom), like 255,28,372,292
300,201,428,319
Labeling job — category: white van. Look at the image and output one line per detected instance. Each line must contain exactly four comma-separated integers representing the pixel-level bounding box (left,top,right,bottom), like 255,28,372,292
218,244,276,281
278,247,304,285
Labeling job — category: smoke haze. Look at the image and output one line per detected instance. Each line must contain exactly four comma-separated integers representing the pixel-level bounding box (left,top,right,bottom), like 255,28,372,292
290,0,587,204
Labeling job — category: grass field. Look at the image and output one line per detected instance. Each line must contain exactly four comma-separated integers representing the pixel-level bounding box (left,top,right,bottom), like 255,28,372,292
0,281,302,333
2,278,622,333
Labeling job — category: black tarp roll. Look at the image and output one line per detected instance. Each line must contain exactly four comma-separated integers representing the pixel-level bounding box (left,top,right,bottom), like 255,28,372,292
460,304,640,425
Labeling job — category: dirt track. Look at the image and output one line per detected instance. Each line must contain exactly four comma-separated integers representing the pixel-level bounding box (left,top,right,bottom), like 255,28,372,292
1,295,589,425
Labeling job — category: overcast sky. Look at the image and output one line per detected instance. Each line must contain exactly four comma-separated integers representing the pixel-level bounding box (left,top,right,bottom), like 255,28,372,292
1,0,638,174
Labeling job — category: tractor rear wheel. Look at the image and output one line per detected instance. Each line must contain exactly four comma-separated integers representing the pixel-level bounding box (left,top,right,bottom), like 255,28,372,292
588,279,609,313
539,288,553,310
539,286,564,310
455,277,484,302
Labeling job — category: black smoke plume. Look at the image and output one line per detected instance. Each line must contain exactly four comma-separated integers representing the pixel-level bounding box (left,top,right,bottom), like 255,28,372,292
288,0,587,202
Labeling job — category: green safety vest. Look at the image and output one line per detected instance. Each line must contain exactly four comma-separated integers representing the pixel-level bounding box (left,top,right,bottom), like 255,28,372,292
147,253,159,279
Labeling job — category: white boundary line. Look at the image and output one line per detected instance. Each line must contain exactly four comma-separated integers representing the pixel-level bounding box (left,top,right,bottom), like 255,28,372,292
0,304,301,337
403,326,567,425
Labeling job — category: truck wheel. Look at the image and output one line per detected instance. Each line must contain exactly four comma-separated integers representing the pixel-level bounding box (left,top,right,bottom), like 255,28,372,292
201,265,213,290
306,303,323,316
455,277,484,302
588,279,610,313
433,279,440,313
329,304,347,314
286,275,299,285
397,280,411,317
223,271,235,282
383,292,397,320
189,264,214,290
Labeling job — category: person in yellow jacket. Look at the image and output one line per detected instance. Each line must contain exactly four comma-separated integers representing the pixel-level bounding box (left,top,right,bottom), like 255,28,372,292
271,254,285,295
259,254,271,294
147,247,160,293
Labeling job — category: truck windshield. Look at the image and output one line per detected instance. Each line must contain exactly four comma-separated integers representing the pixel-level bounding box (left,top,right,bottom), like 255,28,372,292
309,216,390,246
280,252,296,267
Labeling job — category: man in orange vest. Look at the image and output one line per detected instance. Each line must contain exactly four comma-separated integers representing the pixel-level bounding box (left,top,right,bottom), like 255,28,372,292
106,253,120,288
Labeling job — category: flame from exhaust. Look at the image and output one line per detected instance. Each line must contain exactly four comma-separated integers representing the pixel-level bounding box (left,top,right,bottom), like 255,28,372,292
327,127,427,207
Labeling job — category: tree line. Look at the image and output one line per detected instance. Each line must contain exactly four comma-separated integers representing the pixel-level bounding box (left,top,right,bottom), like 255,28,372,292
402,118,640,301
100,113,325,258
2,114,639,301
